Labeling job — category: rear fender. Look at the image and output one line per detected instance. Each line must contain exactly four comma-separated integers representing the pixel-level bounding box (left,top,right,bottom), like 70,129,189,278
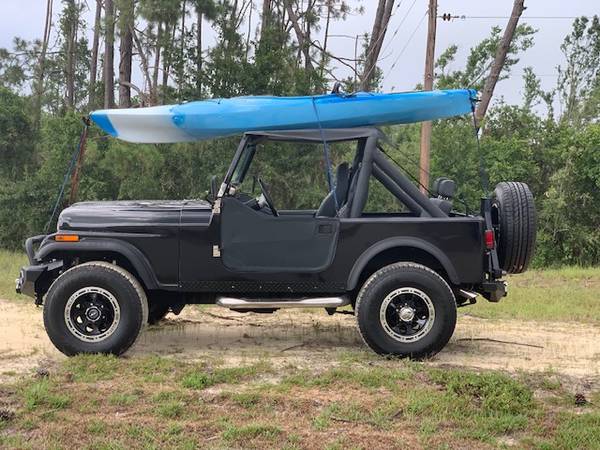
346,237,460,290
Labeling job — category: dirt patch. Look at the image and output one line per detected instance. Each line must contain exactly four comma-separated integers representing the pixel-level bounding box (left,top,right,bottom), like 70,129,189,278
2,298,600,381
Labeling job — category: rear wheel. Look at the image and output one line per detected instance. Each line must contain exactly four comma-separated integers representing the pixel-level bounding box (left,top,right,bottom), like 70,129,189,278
43,262,148,356
491,182,537,274
355,262,456,358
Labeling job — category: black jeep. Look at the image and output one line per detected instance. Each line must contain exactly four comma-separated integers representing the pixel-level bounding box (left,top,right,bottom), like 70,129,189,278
16,128,536,358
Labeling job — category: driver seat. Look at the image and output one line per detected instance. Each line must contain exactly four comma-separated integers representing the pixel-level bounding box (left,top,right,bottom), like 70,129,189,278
316,163,350,217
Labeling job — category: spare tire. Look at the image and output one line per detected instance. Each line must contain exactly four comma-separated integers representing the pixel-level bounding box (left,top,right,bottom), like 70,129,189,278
491,182,537,274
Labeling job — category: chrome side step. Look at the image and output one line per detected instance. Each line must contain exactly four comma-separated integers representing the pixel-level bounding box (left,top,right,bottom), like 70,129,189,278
216,296,350,309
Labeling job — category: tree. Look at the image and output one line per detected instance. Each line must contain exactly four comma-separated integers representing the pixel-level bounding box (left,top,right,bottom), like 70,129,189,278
556,15,600,124
89,0,102,108
475,0,526,128
32,0,54,129
104,0,116,108
118,0,135,107
360,0,395,91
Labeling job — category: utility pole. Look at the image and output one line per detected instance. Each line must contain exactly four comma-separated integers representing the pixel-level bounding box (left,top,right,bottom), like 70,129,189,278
419,0,437,193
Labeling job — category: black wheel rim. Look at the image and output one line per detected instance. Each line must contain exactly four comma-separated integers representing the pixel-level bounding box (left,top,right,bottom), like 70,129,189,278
64,287,121,342
379,287,435,343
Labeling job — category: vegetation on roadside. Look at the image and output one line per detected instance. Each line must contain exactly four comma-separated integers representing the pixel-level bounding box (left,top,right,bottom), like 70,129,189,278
0,353,598,449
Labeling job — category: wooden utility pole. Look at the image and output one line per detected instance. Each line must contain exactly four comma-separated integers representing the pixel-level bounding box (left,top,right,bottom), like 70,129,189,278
419,0,437,193
475,0,525,129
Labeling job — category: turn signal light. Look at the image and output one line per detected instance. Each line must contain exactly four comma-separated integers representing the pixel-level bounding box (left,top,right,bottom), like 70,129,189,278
484,229,495,250
55,234,80,242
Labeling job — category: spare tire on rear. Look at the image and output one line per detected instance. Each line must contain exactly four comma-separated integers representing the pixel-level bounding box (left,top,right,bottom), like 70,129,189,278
491,182,537,274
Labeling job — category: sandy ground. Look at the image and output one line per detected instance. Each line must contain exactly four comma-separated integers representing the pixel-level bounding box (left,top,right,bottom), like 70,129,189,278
1,298,599,382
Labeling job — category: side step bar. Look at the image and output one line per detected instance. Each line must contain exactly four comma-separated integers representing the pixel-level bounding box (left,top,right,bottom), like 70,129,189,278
216,296,350,310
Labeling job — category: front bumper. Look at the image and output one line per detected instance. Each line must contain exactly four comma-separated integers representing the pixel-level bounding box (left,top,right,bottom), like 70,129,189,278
16,235,63,302
16,260,63,301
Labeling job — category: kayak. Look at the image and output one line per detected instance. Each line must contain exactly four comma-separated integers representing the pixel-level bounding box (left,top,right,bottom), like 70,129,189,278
90,89,477,143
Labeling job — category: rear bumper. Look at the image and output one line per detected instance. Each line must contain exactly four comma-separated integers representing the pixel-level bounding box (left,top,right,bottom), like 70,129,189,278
479,280,507,302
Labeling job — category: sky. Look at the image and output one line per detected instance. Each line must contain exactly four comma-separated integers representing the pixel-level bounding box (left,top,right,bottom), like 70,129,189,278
0,0,597,110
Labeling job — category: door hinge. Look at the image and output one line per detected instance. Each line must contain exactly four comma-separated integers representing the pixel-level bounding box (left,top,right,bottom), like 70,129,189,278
212,198,221,215
212,245,221,257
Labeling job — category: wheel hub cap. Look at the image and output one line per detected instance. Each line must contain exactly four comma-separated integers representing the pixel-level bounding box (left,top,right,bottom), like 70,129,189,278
85,306,101,322
398,306,415,322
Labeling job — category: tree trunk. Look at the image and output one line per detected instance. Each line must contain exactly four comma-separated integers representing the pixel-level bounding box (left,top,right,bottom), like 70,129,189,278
196,11,203,93
33,0,53,130
474,0,525,128
65,0,77,110
152,22,162,104
118,0,134,108
259,0,271,43
360,0,395,91
283,0,314,71
131,24,152,104
104,0,115,108
89,0,102,108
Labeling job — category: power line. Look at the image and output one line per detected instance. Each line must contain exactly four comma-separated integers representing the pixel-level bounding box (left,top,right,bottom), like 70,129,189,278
439,14,583,21
388,10,428,72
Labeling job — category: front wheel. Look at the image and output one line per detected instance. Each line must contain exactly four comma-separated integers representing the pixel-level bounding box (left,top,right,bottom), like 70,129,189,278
43,262,148,356
355,262,456,358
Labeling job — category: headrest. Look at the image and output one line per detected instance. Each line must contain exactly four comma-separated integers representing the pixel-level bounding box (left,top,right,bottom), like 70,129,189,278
436,178,455,198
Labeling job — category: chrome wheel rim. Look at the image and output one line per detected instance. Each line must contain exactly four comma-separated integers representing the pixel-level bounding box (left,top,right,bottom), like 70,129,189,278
64,287,120,342
379,287,435,343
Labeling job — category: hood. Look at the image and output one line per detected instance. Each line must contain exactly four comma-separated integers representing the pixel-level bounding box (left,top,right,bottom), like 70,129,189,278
57,200,210,232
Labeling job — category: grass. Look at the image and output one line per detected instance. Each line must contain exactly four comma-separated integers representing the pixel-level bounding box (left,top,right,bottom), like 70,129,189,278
468,267,600,322
0,355,600,449
0,250,27,301
0,353,598,449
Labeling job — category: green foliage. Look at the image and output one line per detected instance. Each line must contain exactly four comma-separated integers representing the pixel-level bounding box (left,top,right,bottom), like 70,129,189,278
0,6,598,267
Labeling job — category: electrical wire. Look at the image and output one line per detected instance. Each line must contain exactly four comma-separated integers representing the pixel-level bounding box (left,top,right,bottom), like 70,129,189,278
388,10,428,72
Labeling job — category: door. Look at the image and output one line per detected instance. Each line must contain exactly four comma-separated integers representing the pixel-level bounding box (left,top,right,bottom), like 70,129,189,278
220,196,339,272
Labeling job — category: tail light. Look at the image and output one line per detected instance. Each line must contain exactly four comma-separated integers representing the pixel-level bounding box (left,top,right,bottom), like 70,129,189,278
484,229,495,250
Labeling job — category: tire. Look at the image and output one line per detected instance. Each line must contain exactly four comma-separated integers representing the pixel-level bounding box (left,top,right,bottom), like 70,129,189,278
43,261,148,356
147,300,170,325
491,182,537,274
355,262,457,359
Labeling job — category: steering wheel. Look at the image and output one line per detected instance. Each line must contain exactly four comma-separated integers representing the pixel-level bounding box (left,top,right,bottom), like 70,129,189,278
258,178,279,217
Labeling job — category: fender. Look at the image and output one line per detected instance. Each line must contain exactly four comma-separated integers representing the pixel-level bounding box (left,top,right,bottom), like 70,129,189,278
36,238,164,290
346,236,460,290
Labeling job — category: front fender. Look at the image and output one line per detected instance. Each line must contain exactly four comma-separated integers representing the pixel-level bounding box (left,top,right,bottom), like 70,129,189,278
36,238,161,290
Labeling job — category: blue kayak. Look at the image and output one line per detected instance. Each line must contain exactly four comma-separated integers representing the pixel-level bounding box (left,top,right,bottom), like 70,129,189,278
90,89,477,143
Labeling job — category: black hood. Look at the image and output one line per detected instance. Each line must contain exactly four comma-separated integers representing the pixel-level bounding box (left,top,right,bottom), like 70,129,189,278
57,200,210,232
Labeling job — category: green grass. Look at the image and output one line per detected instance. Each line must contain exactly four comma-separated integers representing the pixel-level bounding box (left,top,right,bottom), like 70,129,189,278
468,267,600,322
0,250,27,301
0,353,598,449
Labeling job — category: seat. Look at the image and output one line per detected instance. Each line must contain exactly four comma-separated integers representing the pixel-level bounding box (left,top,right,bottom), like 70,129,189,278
430,177,456,215
316,163,350,217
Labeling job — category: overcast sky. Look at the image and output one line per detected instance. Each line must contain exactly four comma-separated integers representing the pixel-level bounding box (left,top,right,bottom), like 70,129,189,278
0,0,597,110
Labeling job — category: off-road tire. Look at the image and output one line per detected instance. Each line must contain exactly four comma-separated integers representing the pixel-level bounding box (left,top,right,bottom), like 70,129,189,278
355,262,456,358
492,182,536,274
43,261,148,356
